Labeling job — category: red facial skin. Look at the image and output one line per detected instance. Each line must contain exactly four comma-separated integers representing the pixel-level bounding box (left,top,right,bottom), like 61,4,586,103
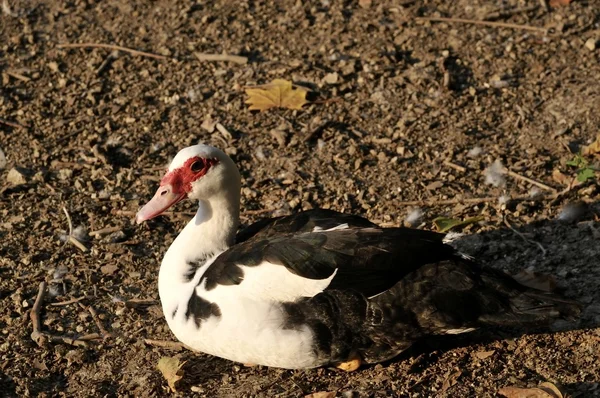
160,156,219,195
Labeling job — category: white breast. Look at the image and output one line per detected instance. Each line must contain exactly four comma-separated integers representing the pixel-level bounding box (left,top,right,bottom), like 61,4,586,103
161,256,327,369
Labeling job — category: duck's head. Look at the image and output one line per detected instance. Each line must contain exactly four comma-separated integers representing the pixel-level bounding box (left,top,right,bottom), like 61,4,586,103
136,144,240,224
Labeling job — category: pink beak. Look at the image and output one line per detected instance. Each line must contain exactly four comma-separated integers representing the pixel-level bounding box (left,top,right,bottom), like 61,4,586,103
136,184,186,224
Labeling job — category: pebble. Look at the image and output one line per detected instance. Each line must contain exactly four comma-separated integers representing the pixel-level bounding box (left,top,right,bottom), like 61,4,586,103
6,167,27,185
584,38,597,51
0,147,6,169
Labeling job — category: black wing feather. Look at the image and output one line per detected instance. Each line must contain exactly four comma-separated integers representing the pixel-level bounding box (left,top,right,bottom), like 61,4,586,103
235,209,377,243
206,212,456,297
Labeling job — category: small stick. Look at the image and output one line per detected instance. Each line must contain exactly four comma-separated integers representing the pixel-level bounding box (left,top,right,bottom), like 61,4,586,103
443,160,466,173
62,206,88,252
215,122,233,141
77,333,102,341
6,70,31,82
79,303,111,339
144,339,186,351
503,215,547,255
0,118,26,129
95,50,119,75
114,209,196,218
89,226,121,237
505,169,557,193
416,16,547,33
194,52,248,64
30,281,47,346
539,0,551,13
46,334,89,347
244,208,277,215
50,295,90,306
57,43,169,60
397,196,502,206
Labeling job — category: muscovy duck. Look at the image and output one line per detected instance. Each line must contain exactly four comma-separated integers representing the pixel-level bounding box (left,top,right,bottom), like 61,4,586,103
136,144,580,370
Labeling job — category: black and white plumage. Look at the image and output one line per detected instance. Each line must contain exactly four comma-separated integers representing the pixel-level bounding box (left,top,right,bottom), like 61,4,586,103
136,144,580,370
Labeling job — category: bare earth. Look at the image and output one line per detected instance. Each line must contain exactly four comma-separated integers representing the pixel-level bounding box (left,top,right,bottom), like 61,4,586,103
1,0,599,397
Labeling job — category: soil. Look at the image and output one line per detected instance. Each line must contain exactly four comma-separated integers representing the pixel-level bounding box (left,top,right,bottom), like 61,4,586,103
1,0,599,397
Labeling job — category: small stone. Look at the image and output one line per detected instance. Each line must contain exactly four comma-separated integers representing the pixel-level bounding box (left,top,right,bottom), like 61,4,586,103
584,38,597,51
48,61,59,72
323,72,339,84
6,167,27,185
0,147,6,169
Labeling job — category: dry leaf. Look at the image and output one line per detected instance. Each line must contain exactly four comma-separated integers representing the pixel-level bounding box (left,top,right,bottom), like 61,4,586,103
433,216,483,233
440,370,462,392
549,0,573,7
245,79,308,111
582,135,600,156
157,356,185,392
512,270,557,292
551,169,571,186
472,350,495,360
499,382,564,398
304,392,336,398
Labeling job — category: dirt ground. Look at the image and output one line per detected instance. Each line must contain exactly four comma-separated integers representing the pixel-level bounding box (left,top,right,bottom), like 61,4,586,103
1,0,600,396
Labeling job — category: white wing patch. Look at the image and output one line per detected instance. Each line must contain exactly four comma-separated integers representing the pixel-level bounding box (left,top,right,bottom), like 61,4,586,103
312,223,349,232
201,262,338,303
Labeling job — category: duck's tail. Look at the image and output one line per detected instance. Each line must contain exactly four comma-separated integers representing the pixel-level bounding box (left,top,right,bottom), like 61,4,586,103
478,279,581,326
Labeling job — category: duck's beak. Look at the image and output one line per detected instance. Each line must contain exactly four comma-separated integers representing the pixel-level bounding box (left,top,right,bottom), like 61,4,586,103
136,184,186,224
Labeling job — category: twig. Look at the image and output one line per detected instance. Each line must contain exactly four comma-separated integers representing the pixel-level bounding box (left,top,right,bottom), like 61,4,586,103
77,333,102,341
194,52,248,64
89,226,121,237
505,169,557,193
144,339,186,351
57,43,169,60
244,208,277,215
30,281,47,346
539,0,551,13
50,295,90,306
397,196,508,206
46,335,89,347
416,16,548,33
79,303,111,340
215,122,234,141
6,70,31,82
0,118,26,129
443,160,466,173
113,209,196,218
62,206,88,252
95,50,119,75
503,215,547,255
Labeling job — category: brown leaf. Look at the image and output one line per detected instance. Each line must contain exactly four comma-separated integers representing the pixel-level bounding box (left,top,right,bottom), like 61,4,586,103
512,270,557,292
582,135,600,156
472,350,495,360
245,79,308,111
551,169,571,186
499,382,564,398
549,0,573,7
304,392,336,398
441,370,462,392
157,356,185,392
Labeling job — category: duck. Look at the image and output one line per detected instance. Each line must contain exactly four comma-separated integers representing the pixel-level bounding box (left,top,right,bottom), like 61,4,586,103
136,144,580,371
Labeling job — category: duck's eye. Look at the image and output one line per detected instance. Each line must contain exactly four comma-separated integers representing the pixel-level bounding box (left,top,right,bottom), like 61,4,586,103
190,160,204,173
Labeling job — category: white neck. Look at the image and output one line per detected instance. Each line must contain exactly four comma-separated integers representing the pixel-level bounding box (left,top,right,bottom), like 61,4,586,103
158,187,240,310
